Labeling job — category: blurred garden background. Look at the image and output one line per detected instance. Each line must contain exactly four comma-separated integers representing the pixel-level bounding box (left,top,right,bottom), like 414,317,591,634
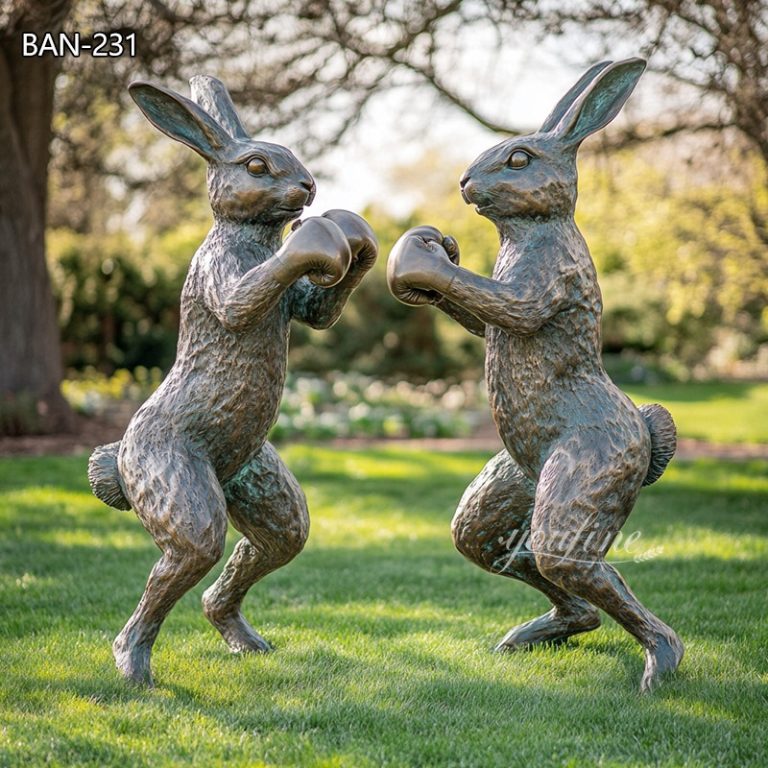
1,0,767,441
1,2,767,767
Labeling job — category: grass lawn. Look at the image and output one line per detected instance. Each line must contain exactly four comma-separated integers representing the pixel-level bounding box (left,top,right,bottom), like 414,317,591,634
1,446,766,767
625,380,768,445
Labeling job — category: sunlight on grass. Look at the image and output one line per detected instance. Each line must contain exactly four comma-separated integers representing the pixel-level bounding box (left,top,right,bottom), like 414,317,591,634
654,526,767,560
662,458,768,492
626,381,768,445
1,447,766,767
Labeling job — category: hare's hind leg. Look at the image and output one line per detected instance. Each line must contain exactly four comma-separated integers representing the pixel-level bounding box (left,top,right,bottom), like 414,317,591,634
452,451,600,652
203,442,309,653
531,438,683,692
114,450,228,686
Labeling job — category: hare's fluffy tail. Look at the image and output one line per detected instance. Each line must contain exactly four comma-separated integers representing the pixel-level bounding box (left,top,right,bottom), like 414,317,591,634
88,441,131,510
639,404,677,486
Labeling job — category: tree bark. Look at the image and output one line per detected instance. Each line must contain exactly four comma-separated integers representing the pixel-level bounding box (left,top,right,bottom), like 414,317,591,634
0,4,74,434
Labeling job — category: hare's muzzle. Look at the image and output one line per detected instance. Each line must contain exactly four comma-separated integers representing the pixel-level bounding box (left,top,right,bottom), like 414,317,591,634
282,181,315,213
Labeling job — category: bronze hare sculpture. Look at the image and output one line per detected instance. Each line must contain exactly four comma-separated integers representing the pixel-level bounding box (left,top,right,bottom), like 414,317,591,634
387,59,681,692
88,76,377,686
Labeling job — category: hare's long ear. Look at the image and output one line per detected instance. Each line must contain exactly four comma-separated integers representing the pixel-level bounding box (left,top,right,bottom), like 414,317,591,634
554,58,646,147
128,81,231,161
189,75,249,140
539,60,612,133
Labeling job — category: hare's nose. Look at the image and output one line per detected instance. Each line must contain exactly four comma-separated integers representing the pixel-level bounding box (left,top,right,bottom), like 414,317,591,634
301,177,316,206
459,173,473,204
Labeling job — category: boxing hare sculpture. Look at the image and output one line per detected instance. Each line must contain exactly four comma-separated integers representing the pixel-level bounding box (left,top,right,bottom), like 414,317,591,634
387,59,681,692
88,76,377,686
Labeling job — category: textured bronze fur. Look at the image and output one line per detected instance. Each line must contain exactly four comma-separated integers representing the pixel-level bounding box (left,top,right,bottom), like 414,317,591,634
387,59,681,692
88,76,377,686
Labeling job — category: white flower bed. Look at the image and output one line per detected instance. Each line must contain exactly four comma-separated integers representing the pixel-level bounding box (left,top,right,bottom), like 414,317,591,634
63,369,488,441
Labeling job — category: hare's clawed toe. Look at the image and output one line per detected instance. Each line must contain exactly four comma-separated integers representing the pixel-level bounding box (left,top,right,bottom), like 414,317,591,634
640,629,684,693
494,608,601,652
113,631,154,687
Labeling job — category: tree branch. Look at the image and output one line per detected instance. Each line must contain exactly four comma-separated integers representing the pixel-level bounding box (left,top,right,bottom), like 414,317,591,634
397,59,523,135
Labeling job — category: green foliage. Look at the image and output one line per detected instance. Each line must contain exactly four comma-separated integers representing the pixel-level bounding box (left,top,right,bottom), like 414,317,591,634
0,392,42,437
308,147,768,380
1,449,766,766
578,151,768,374
61,367,163,417
46,147,768,381
48,210,482,382
291,156,506,380
47,229,187,372
289,207,486,380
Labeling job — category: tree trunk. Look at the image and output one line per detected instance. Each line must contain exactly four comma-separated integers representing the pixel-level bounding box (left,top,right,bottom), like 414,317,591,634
0,8,73,434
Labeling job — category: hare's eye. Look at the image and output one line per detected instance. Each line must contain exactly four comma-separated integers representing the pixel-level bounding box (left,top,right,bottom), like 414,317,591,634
246,157,268,176
508,150,530,169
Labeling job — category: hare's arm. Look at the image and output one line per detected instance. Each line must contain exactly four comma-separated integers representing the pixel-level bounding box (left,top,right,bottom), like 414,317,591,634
203,260,289,331
441,265,568,335
435,299,486,337
204,217,353,331
389,231,566,335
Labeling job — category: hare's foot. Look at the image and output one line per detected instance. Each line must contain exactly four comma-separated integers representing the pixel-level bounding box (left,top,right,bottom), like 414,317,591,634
113,630,154,687
203,598,272,654
494,607,601,652
640,628,684,693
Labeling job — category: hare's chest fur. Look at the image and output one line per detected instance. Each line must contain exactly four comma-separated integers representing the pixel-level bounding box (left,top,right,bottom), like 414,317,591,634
485,312,593,475
484,239,608,475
